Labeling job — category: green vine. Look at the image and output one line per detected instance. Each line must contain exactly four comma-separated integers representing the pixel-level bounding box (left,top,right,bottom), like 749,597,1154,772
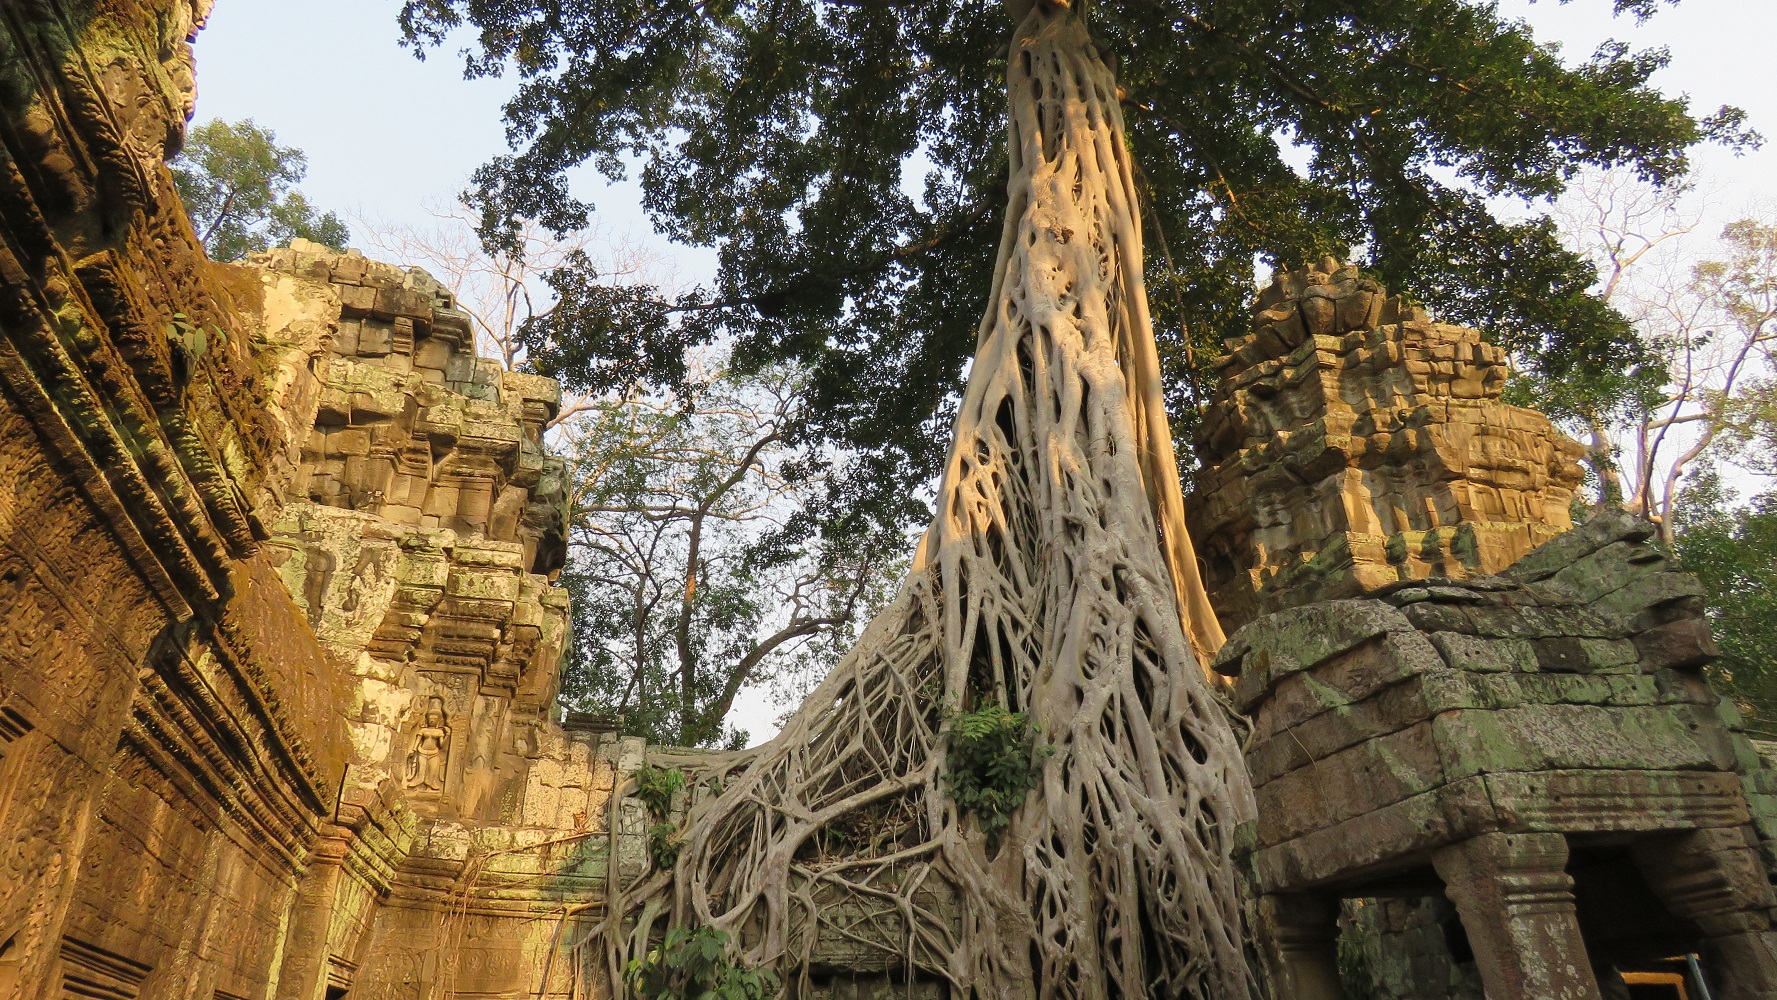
943,705,1050,846
625,926,779,1000
632,764,687,870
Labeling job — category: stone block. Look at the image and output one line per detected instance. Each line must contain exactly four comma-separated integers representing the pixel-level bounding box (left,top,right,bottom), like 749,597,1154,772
1539,539,1667,603
373,285,432,321
339,283,378,317
1591,570,1707,626
1251,777,1496,890
1222,598,1414,707
1531,637,1591,673
358,321,393,356
1480,768,1750,833
1250,628,1445,739
1502,510,1654,585
1429,631,1533,673
333,428,371,457
1432,704,1733,779
413,336,454,371
1256,721,1447,845
1634,617,1719,671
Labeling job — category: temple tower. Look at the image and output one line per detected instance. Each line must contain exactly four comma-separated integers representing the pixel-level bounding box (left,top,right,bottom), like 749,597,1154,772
1188,259,1587,632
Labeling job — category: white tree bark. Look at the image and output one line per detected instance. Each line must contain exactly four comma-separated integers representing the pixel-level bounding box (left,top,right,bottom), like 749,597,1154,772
600,6,1256,997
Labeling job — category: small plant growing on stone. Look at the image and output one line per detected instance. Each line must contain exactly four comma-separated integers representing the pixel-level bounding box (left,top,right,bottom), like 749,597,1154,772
648,820,685,870
632,764,688,870
624,926,779,1000
165,311,225,360
632,763,686,817
942,705,1049,846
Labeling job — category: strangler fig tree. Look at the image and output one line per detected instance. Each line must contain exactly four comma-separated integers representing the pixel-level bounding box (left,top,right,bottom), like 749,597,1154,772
402,0,1753,542
579,5,1255,997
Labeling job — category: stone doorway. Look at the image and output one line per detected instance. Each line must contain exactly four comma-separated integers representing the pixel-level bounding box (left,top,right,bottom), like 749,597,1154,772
1284,829,1770,1000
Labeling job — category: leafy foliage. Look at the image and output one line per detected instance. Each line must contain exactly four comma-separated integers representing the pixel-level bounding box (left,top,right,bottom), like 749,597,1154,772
1673,472,1777,738
632,764,689,870
555,364,900,748
647,821,687,871
163,311,227,379
624,926,780,1000
942,705,1049,845
171,118,348,262
400,0,1753,538
632,763,688,819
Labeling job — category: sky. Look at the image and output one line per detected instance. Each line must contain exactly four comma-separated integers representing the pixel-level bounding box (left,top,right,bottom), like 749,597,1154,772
189,0,1775,741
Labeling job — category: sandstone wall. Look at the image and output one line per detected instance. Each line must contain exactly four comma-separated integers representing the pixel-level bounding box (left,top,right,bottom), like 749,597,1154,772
0,4,635,997
0,2,357,996
250,242,644,999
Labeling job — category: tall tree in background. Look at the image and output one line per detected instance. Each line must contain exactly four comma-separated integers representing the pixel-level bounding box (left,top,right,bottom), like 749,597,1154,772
1552,177,1777,738
1552,172,1777,546
360,202,660,391
401,0,1752,539
172,118,348,262
360,207,900,748
557,367,899,748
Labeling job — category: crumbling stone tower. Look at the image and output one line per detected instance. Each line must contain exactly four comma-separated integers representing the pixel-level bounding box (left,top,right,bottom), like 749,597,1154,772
1188,260,1586,632
1193,266,1777,1000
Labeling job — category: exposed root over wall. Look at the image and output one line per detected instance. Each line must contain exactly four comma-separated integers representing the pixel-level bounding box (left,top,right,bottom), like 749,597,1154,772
597,7,1257,998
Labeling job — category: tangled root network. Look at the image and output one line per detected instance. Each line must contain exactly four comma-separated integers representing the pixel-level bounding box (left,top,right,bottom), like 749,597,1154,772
599,7,1259,999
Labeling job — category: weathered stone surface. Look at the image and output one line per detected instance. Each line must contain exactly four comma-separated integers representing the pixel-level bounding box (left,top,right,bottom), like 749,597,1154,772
0,3,630,991
1188,261,1586,633
1231,508,1777,997
0,1,373,994
1338,897,1484,1000
243,243,634,996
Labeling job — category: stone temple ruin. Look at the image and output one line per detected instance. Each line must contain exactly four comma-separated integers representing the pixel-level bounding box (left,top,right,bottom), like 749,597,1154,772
1189,261,1588,633
1,2,1775,999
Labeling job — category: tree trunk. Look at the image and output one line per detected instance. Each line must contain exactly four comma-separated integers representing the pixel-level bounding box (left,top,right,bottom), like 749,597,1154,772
602,6,1257,998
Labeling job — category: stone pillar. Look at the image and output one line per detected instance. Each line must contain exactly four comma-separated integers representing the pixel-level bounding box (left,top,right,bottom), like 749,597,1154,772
1256,892,1345,1000
1632,827,1777,999
1432,832,1602,1000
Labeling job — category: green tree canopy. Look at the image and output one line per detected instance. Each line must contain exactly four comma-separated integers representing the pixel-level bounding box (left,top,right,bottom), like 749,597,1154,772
1673,471,1777,737
400,0,1754,537
172,118,349,262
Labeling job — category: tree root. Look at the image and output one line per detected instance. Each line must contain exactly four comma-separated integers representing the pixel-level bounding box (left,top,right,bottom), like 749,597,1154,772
595,8,1258,999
